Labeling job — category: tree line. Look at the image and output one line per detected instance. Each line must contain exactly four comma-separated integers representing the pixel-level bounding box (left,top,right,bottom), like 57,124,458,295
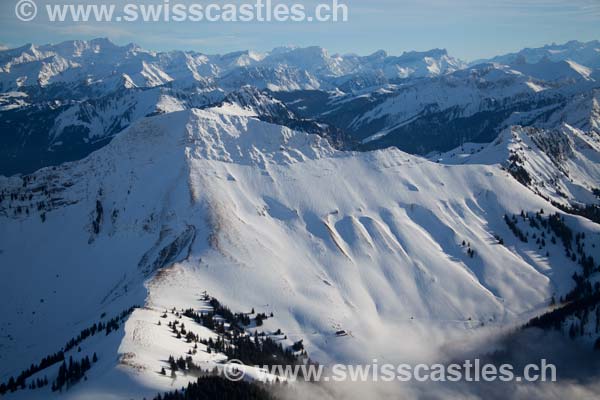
0,306,137,395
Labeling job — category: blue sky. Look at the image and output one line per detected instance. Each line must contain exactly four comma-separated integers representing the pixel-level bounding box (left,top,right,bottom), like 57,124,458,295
1,0,600,60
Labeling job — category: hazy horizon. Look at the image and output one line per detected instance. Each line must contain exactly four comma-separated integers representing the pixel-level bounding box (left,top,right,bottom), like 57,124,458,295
2,36,599,64
1,0,600,61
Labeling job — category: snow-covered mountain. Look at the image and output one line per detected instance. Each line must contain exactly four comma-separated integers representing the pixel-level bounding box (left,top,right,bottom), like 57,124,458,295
2,103,599,398
279,64,596,154
431,88,600,210
476,40,600,69
0,85,225,175
511,59,595,82
4,38,600,177
2,39,600,399
433,124,600,208
0,39,465,93
0,38,471,176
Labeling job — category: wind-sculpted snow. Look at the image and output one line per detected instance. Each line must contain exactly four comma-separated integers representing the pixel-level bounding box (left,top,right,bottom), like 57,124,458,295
186,107,336,166
2,105,599,398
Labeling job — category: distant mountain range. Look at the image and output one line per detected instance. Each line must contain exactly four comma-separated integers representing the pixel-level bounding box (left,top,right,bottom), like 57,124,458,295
1,39,600,177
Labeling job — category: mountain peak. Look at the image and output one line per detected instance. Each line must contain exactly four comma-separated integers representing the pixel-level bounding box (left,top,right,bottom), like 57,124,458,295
400,48,448,59
89,37,117,47
366,50,388,60
476,39,600,68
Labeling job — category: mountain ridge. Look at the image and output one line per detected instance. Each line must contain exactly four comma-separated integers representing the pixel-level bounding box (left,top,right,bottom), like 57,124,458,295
2,103,600,398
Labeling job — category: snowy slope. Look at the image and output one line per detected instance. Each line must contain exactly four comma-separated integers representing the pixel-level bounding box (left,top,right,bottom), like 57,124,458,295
301,63,567,152
0,85,225,176
48,86,224,143
509,59,594,83
1,105,599,398
279,58,600,155
537,88,600,133
354,64,538,130
433,123,600,207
